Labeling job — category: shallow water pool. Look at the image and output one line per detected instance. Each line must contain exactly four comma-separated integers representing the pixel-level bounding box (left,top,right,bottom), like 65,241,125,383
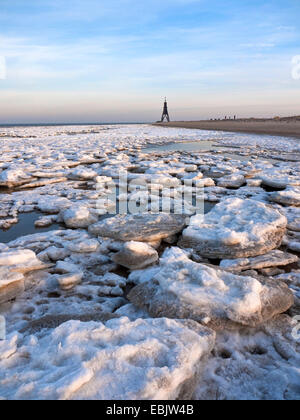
143,141,282,164
0,212,63,244
143,140,215,153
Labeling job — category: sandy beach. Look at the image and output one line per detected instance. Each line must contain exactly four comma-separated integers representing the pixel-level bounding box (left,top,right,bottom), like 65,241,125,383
155,117,300,139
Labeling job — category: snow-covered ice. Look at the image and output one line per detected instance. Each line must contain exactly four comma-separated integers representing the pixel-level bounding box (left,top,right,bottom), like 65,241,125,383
269,187,300,207
112,241,159,270
220,250,299,273
179,198,287,259
89,213,186,242
0,317,215,400
0,124,299,400
128,248,294,330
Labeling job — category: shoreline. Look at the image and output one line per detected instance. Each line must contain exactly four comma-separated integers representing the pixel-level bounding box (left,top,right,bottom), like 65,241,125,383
154,118,300,139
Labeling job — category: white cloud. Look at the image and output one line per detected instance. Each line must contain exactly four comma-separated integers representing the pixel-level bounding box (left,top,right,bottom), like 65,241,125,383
292,55,300,80
240,43,276,48
0,56,6,79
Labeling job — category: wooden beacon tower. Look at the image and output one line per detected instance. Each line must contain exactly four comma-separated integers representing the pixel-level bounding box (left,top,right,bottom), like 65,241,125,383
161,98,170,122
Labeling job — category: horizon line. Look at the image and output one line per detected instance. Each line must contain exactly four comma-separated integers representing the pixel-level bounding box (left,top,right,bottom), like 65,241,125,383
0,121,152,127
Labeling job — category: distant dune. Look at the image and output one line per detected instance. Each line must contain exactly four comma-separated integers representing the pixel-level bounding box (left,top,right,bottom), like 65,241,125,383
154,116,300,139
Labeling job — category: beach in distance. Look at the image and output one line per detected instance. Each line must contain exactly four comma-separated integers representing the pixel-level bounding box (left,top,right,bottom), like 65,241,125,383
155,116,300,139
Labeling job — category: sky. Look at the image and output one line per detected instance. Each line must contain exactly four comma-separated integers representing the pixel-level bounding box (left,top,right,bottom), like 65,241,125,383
0,0,299,123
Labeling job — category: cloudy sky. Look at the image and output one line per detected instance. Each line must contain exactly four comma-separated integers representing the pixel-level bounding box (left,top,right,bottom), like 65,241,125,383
0,0,299,123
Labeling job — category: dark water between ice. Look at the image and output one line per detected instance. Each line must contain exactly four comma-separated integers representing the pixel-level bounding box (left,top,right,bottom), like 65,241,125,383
0,212,63,244
0,202,216,244
0,140,219,244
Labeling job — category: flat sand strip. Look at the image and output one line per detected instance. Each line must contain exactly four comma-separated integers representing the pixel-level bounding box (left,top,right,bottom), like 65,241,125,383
154,119,300,139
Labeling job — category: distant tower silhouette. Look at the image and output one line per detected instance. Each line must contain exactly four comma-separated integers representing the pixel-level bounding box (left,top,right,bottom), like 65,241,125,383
161,98,170,122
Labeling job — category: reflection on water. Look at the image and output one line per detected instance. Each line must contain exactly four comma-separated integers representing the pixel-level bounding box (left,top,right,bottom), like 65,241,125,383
204,202,216,214
143,141,215,153
143,141,281,164
0,212,63,244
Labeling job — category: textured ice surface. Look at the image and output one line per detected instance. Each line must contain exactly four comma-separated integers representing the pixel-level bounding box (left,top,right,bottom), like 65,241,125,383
128,248,294,330
112,241,159,270
0,317,215,400
89,213,186,242
269,187,300,207
0,124,299,400
180,198,287,258
217,132,300,153
220,250,299,272
194,316,300,400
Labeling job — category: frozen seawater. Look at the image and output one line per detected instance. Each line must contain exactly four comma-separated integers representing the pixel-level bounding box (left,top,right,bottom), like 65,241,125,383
0,124,299,400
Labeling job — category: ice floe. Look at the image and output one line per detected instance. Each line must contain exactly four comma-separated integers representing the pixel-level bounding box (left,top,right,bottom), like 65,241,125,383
179,198,287,259
112,241,159,270
0,124,299,400
89,213,186,242
0,317,215,400
128,248,294,330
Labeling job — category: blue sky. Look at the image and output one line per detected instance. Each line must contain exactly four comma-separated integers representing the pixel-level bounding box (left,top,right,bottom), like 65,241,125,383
0,0,299,123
